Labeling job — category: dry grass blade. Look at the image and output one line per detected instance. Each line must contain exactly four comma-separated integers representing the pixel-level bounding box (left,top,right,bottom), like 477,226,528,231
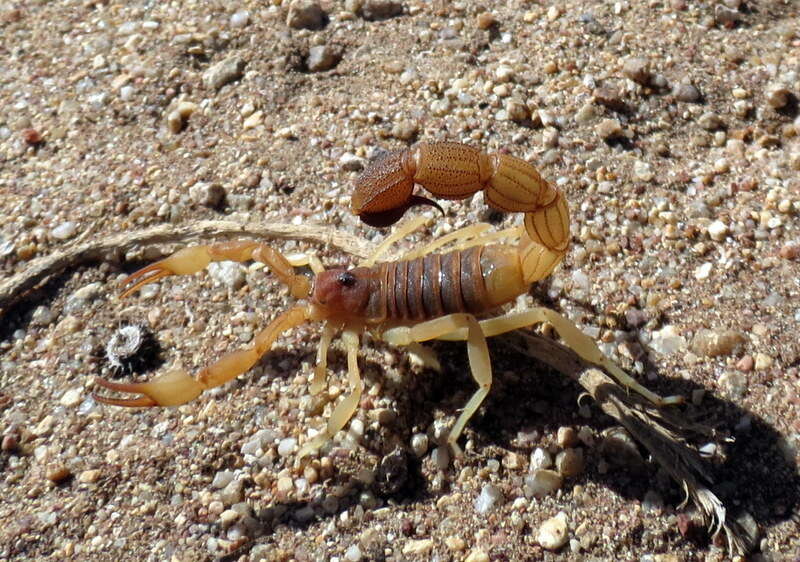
0,220,371,315
502,330,758,556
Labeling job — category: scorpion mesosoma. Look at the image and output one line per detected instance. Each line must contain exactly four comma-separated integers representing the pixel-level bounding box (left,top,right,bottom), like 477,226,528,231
94,141,680,459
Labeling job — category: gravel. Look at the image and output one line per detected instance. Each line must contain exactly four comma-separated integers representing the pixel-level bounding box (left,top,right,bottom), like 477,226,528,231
2,1,798,560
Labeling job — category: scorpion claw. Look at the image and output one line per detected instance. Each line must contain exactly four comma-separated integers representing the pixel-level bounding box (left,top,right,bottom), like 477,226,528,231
93,377,158,407
119,265,173,298
93,369,205,408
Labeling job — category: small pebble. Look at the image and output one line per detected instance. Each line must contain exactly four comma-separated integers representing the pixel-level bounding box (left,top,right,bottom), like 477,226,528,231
59,388,83,407
622,57,651,86
360,0,403,21
538,513,569,550
718,372,747,399
402,538,434,555
690,329,746,357
344,544,362,562
530,447,553,471
410,433,429,457
524,470,563,498
474,484,503,514
278,437,297,457
230,10,250,27
189,182,226,208
340,152,365,171
46,465,72,484
596,118,623,140
51,221,77,240
212,470,235,489
650,325,687,355
475,12,495,30
698,112,723,131
673,82,701,102
208,262,246,290
708,220,728,241
555,448,584,477
556,427,578,448
307,45,341,72
203,56,246,90
220,479,244,505
286,0,326,29
754,353,773,370
766,86,791,109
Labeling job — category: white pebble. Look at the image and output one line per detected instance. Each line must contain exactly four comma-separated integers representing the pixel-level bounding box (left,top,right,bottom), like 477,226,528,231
345,544,362,562
537,513,569,550
694,262,713,280
60,388,83,408
230,10,250,27
708,220,729,241
51,221,78,240
278,437,297,457
212,470,235,489
530,447,553,470
474,484,503,514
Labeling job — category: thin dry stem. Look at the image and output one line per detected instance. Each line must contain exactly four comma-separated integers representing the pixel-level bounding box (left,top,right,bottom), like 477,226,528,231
0,220,370,315
502,331,757,556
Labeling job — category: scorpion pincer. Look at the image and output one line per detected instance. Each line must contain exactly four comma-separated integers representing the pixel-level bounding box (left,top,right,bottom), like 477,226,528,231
94,141,681,459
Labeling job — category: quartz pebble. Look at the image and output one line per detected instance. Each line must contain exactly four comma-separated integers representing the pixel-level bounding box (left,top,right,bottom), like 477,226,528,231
538,513,569,550
60,388,82,407
307,45,341,72
189,182,226,208
51,221,77,240
203,56,246,90
474,484,503,514
208,262,246,290
524,470,563,498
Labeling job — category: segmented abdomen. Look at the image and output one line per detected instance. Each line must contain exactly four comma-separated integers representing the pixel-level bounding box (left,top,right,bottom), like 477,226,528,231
380,247,490,321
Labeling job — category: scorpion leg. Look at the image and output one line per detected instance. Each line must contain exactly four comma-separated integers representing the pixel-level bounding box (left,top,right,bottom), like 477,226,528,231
120,240,310,299
383,313,492,458
310,322,338,395
402,222,492,260
298,329,363,458
94,305,310,407
361,216,430,267
437,308,683,407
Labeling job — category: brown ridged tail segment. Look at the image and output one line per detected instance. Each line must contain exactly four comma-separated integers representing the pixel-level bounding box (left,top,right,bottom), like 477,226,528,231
383,248,491,321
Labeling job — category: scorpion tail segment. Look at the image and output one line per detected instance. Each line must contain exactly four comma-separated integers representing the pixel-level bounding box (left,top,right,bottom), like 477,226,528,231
351,150,415,216
357,195,444,228
93,369,205,408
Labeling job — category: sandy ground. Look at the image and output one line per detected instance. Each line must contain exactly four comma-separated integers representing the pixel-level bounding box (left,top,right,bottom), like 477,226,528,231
1,1,799,560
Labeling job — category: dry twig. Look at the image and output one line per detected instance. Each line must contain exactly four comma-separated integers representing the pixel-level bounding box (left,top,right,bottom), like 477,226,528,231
502,331,757,556
0,220,370,315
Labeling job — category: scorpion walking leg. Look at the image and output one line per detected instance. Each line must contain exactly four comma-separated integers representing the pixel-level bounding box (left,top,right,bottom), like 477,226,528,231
310,322,338,395
383,314,492,457
120,240,310,299
438,308,683,407
298,329,363,458
361,216,430,267
94,305,310,407
403,222,492,260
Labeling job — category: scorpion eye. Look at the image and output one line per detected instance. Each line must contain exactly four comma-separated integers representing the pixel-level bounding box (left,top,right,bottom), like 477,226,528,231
337,271,357,288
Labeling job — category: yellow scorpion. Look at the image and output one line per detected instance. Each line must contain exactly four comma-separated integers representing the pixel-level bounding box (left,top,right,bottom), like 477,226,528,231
95,142,680,458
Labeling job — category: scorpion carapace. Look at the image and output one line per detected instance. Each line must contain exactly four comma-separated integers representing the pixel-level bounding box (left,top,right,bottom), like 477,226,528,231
94,141,681,460
351,141,571,285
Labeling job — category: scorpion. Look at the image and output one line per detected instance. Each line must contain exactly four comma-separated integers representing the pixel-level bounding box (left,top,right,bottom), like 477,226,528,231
94,141,681,459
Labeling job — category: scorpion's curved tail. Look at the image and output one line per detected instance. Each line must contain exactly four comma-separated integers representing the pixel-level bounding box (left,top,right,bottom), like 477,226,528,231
350,141,570,284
